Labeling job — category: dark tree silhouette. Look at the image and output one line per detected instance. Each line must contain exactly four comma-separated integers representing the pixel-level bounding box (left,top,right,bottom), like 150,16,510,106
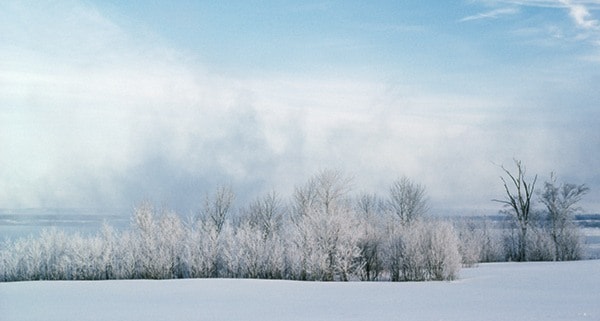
493,160,537,261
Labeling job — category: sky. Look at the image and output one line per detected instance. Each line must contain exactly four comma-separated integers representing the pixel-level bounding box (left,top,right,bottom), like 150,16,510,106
1,0,599,215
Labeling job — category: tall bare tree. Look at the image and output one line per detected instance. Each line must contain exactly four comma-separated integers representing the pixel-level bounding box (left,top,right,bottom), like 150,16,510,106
493,160,537,261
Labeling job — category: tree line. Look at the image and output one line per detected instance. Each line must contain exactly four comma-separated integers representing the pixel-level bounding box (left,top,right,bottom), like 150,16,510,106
0,170,461,282
0,164,589,282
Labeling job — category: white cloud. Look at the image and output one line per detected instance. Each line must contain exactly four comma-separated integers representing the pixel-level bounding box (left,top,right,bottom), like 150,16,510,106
460,7,520,22
1,1,599,213
485,0,600,9
560,0,600,29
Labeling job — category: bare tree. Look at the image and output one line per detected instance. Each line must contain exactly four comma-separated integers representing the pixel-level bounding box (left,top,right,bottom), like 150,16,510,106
292,176,319,218
539,173,589,261
493,160,537,261
315,169,352,215
200,185,235,234
388,176,428,225
245,190,285,240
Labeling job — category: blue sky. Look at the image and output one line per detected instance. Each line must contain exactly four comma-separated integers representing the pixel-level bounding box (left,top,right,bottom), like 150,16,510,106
1,0,599,214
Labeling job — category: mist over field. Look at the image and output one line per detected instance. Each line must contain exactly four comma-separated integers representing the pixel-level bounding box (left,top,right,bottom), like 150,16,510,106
1,1,600,216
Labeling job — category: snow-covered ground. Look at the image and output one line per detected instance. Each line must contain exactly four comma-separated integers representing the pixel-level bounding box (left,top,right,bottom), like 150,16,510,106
1,260,598,321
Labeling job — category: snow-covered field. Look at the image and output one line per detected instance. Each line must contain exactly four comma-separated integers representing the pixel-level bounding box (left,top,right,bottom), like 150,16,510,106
1,260,598,321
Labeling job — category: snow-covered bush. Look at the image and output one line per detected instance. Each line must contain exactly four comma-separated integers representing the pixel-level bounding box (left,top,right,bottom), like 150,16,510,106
455,219,483,267
288,170,363,281
526,227,555,261
455,217,505,266
384,220,461,281
423,221,461,280
502,219,561,262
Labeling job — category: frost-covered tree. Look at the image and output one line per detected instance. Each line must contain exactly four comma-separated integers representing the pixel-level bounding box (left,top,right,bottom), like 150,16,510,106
199,185,235,234
355,193,385,280
384,220,461,281
192,186,236,277
379,177,460,281
454,217,504,266
424,221,461,280
455,218,483,267
292,170,351,218
232,218,285,278
187,220,213,278
157,211,187,278
245,190,285,241
526,224,555,261
115,230,140,279
539,173,588,261
131,203,163,279
98,223,117,279
130,203,189,279
388,176,428,226
290,170,362,281
218,191,285,279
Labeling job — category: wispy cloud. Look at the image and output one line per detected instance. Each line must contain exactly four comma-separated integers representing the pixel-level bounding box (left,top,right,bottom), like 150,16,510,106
560,0,600,29
460,7,520,22
477,0,600,29
486,0,600,9
469,0,600,59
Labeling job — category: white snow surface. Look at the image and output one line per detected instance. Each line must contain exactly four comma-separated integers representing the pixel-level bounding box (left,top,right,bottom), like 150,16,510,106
1,260,599,321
